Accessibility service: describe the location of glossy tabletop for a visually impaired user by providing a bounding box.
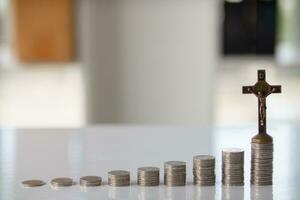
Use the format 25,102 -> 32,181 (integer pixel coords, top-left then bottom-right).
0,124 -> 299,200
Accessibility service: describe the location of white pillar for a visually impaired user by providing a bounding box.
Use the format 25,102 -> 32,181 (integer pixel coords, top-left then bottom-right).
276,0 -> 300,67
78,0 -> 221,124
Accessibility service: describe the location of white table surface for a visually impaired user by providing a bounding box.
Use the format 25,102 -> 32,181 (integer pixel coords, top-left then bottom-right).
0,124 -> 299,200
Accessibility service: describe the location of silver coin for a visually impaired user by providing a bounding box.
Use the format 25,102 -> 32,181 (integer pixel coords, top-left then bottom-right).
138,167 -> 159,172
108,170 -> 130,177
164,161 -> 186,165
164,161 -> 186,168
193,155 -> 215,161
22,179 -> 46,188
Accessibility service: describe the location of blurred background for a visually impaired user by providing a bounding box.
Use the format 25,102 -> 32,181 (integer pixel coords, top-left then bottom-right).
0,0 -> 299,128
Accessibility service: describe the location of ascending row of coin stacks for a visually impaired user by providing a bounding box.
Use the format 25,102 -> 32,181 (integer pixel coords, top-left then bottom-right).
23,153 -> 255,188
251,142 -> 273,185
164,161 -> 186,186
193,155 -> 215,186
222,148 -> 244,186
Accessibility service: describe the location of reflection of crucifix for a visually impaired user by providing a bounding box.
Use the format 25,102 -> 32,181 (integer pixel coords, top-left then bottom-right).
243,70 -> 281,135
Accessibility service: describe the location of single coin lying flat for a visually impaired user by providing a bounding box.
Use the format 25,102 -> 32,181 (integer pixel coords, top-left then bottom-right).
22,179 -> 46,188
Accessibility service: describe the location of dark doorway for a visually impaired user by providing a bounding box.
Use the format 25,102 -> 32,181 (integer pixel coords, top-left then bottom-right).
223,0 -> 277,55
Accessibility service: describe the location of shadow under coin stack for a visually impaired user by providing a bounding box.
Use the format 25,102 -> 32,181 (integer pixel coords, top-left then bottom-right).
193,155 -> 215,186
164,161 -> 186,186
251,142 -> 273,185
137,167 -> 160,186
108,170 -> 130,186
222,148 -> 244,186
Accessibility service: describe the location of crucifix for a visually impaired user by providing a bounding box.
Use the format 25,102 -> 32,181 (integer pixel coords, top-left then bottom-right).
242,70 -> 281,143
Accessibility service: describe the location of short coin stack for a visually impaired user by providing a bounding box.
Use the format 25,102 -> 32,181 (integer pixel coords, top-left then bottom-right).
50,177 -> 73,187
80,176 -> 102,187
108,170 -> 130,187
251,142 -> 273,185
193,155 -> 215,186
222,148 -> 244,186
137,167 -> 160,186
164,161 -> 186,186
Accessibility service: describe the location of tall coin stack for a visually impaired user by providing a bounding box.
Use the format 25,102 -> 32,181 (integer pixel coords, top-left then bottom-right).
251,142 -> 273,185
164,161 -> 186,186
222,148 -> 244,186
137,167 -> 160,186
193,155 -> 215,186
108,170 -> 130,186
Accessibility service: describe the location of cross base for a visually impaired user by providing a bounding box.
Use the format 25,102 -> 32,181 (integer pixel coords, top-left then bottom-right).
251,133 -> 273,144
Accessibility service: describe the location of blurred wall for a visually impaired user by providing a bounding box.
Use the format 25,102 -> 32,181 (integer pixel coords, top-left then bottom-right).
276,0 -> 300,67
79,0 -> 220,124
0,0 -> 8,45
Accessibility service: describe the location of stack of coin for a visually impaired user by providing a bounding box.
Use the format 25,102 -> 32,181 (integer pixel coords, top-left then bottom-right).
137,167 -> 160,186
80,176 -> 102,187
222,148 -> 244,186
251,142 -> 273,185
50,177 -> 73,187
108,170 -> 130,186
164,161 -> 186,186
193,155 -> 215,186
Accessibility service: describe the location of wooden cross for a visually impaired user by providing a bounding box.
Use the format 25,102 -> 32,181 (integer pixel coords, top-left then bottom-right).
242,70 -> 281,134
